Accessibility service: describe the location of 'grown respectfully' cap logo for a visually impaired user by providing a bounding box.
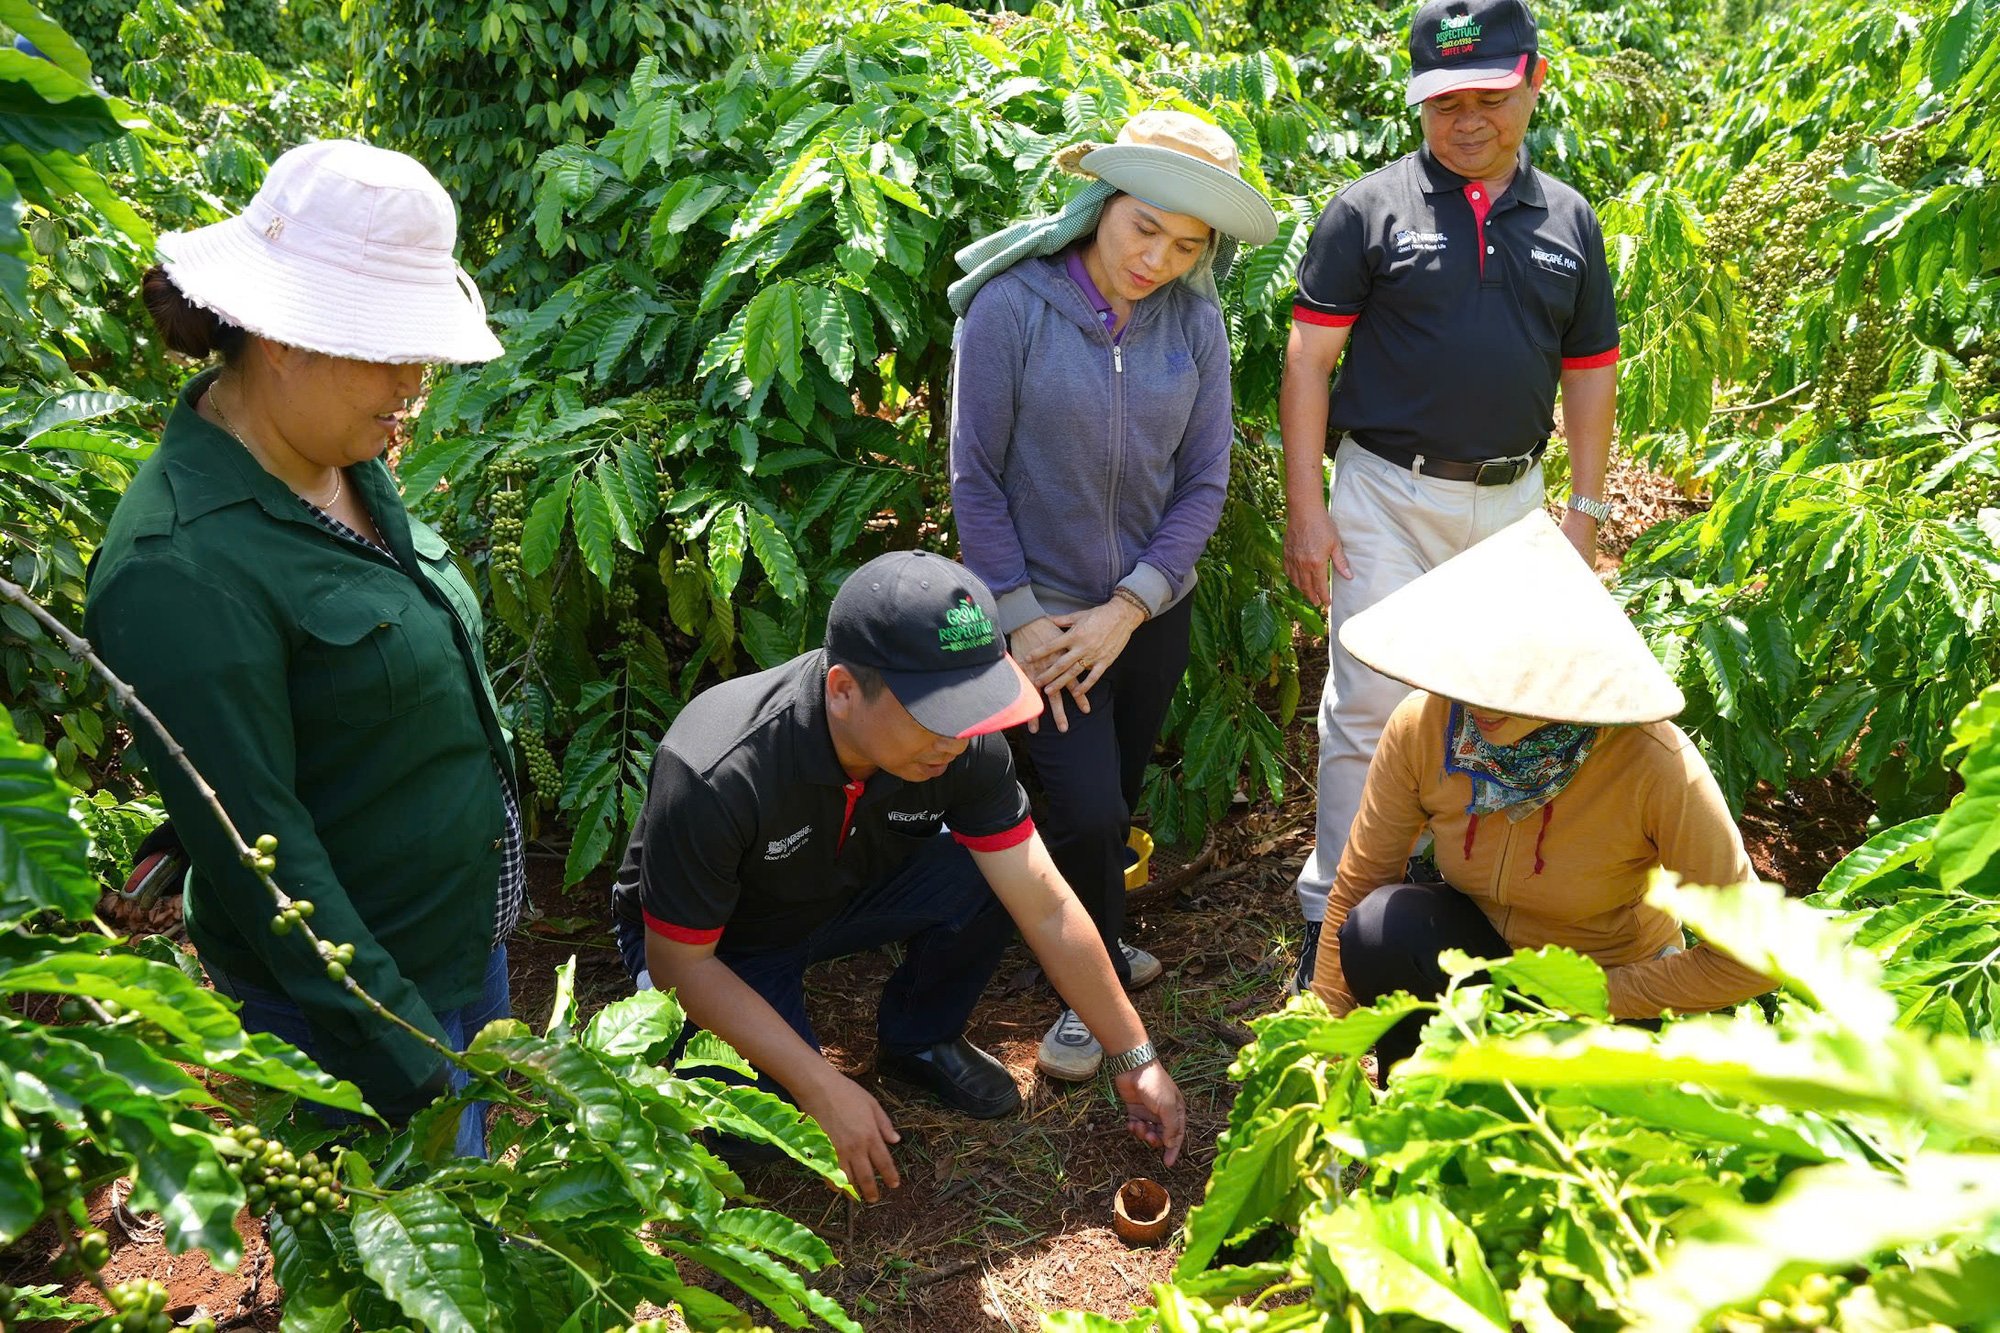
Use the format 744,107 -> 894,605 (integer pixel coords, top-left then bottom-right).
1438,12 -> 1483,55
938,595 -> 996,653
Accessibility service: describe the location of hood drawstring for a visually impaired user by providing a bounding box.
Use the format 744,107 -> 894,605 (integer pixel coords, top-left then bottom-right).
1460,803 -> 1554,874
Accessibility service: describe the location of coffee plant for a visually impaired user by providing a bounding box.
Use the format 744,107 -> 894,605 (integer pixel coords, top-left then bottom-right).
0,570 -> 862,1329
349,0 -> 757,300
1049,685 -> 2000,1331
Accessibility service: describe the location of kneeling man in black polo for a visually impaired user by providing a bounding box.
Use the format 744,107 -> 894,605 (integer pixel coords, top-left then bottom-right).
610,550 -> 1185,1199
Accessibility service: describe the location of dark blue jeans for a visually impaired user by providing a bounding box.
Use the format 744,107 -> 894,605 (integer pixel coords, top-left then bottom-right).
615,834 -> 1013,1101
207,944 -> 510,1158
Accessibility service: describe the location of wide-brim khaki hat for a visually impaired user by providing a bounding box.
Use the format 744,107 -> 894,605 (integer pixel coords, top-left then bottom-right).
157,139 -> 503,365
1058,110 -> 1279,246
1339,511 -> 1685,726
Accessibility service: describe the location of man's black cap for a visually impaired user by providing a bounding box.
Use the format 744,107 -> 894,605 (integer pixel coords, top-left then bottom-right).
1407,0 -> 1540,106
824,551 -> 1042,738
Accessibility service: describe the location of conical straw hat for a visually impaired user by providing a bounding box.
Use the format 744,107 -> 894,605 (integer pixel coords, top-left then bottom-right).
1338,511 -> 1684,726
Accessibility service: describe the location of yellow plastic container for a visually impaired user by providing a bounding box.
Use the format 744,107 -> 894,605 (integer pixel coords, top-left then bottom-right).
1124,827 -> 1154,892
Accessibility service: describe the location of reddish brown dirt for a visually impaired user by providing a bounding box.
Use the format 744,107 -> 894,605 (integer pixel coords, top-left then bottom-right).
8,1189 -> 278,1332
6,459 -> 1882,1331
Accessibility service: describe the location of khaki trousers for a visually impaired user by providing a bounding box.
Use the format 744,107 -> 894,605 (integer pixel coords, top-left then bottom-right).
1293,439 -> 1545,922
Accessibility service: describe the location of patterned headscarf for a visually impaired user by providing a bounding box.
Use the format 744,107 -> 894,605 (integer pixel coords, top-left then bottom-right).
1443,702 -> 1599,821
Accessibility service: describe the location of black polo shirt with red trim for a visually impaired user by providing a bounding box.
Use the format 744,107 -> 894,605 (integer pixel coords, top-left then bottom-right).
609,649 -> 1033,954
1292,145 -> 1620,462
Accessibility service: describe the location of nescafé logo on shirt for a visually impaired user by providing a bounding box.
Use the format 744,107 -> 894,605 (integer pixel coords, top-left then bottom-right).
1438,12 -> 1482,55
938,595 -> 996,653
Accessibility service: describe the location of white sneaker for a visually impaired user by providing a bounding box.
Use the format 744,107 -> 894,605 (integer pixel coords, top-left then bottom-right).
1037,1008 -> 1102,1081
1120,940 -> 1163,989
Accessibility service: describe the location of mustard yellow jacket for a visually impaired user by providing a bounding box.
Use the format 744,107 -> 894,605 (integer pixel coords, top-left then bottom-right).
1311,691 -> 1772,1019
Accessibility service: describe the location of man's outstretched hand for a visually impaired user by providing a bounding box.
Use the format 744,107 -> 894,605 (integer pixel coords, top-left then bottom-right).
1113,1061 -> 1186,1167
800,1071 -> 902,1202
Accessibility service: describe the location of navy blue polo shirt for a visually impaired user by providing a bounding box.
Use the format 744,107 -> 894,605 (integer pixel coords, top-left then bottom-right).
608,649 -> 1033,953
1292,145 -> 1620,462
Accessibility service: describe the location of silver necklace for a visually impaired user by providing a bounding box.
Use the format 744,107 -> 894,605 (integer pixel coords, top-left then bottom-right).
208,384 -> 343,510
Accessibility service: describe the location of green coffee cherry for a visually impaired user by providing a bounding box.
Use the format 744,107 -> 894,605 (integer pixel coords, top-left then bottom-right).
325,961 -> 346,982
254,834 -> 278,855
292,898 -> 314,919
270,913 -> 293,936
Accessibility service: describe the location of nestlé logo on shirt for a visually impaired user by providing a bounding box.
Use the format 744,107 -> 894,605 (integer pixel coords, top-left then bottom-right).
1394,227 -> 1449,255
765,825 -> 813,860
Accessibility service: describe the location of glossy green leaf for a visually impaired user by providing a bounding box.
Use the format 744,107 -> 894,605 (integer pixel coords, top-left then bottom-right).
1301,1194 -> 1510,1333
0,710 -> 95,926
351,1187 -> 494,1333
519,475 -> 572,578
1486,946 -> 1610,1019
570,474 -> 616,585
582,987 -> 688,1060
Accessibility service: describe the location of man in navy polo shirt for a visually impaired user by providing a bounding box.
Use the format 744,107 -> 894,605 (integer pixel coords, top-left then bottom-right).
1279,0 -> 1621,990
609,551 -> 1186,1200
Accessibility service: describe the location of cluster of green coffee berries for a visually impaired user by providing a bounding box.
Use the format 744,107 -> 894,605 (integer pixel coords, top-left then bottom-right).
100,1277 -> 215,1333
242,831 -> 280,877
1715,1272 -> 1849,1331
317,937 -> 358,982
517,723 -> 560,801
226,1124 -> 343,1227
489,461 -> 528,584
266,895 -> 313,937
618,1320 -> 677,1333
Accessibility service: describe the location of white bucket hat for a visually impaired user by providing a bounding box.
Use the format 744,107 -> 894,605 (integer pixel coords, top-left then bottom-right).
1057,110 -> 1280,247
1339,511 -> 1685,726
156,139 -> 504,365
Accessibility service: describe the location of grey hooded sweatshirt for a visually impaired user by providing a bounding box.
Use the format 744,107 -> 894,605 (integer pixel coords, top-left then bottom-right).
948,252 -> 1233,634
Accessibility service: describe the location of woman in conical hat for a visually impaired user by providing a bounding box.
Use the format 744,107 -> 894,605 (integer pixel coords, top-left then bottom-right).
948,110 -> 1277,1084
1308,511 -> 1772,1069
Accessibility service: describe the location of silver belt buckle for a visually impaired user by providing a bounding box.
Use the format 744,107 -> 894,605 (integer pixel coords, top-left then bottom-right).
1475,454 -> 1527,486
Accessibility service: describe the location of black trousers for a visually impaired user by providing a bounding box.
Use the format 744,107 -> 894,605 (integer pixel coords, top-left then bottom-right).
1019,596 -> 1193,986
1337,881 -> 1510,1070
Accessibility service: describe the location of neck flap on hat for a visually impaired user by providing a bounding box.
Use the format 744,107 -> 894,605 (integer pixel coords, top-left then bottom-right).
946,179 -> 1237,320
1443,702 -> 1600,821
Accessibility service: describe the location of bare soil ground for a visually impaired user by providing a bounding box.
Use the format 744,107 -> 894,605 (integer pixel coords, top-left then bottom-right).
8,459 -> 1876,1330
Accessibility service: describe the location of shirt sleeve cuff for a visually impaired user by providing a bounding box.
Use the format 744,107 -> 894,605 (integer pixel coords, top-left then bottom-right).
1293,304 -> 1359,328
1561,347 -> 1620,369
994,584 -> 1050,636
953,816 -> 1035,853
1118,563 -> 1174,616
643,910 -> 724,946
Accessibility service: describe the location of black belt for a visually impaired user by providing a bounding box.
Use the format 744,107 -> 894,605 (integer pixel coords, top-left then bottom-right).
1352,437 -> 1546,486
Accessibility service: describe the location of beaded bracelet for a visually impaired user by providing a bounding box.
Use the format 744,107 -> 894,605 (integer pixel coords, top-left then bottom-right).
1111,586 -> 1153,620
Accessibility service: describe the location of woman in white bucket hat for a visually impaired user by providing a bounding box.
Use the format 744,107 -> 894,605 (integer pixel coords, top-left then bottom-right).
85,141 -> 517,1155
948,110 -> 1278,1082
1307,512 -> 1773,1070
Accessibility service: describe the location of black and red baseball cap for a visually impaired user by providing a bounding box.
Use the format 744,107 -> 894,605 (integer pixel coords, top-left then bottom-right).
1407,0 -> 1540,106
825,551 -> 1043,738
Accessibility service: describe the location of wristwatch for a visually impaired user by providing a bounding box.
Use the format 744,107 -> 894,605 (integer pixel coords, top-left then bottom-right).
1567,493 -> 1611,523
1103,1040 -> 1159,1077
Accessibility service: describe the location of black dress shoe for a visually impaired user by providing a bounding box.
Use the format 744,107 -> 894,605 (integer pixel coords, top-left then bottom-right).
877,1038 -> 1021,1119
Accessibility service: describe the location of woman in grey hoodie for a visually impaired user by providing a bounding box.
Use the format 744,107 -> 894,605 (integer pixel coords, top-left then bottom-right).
950,111 -> 1277,1081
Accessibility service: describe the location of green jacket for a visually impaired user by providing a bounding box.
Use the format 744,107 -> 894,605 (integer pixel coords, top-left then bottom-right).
85,369 -> 515,1110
